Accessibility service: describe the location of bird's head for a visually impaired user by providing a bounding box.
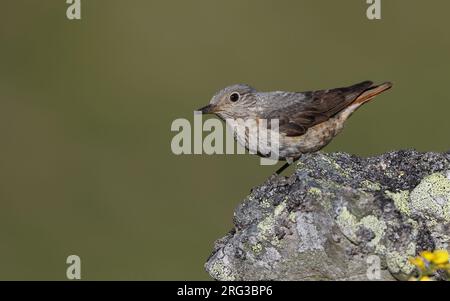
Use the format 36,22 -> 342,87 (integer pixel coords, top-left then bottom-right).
197,84 -> 257,119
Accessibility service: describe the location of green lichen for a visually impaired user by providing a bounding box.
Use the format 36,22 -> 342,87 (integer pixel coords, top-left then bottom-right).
296,161 -> 305,169
385,190 -> 411,216
360,215 -> 387,248
386,250 -> 415,276
274,202 -> 286,216
410,173 -> 450,223
320,197 -> 333,212
208,260 -> 236,281
385,242 -> 416,278
321,156 -> 351,178
288,212 -> 296,223
360,180 -> 381,191
271,237 -> 281,247
308,186 -> 333,211
257,216 -> 275,239
257,213 -> 282,246
308,187 -> 322,196
385,172 -> 450,222
336,207 -> 386,247
260,199 -> 272,209
252,243 -> 263,254
375,244 -> 387,255
336,207 -> 359,243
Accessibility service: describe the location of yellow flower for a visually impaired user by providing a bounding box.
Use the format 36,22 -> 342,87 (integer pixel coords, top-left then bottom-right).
420,251 -> 435,262
437,262 -> 450,270
419,276 -> 432,281
409,257 -> 425,270
431,250 -> 449,265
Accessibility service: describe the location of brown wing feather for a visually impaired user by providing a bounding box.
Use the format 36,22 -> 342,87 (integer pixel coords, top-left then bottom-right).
276,81 -> 375,136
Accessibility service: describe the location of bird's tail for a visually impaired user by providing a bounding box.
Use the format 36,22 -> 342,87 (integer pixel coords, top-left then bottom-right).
353,82 -> 393,105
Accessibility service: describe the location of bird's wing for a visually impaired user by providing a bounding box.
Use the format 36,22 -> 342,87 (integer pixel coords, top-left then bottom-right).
263,81 -> 374,136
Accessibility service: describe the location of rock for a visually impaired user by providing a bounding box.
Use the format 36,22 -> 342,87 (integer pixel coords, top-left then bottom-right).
205,150 -> 450,281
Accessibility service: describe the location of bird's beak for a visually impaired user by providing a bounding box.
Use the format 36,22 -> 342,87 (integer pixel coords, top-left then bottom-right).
196,104 -> 214,114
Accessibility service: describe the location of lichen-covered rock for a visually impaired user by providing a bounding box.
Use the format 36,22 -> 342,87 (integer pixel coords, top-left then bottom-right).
205,150 -> 450,281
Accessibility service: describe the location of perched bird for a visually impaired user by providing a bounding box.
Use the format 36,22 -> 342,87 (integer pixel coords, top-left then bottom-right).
197,81 -> 392,174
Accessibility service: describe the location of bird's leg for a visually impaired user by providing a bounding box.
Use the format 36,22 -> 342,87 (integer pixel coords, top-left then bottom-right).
274,162 -> 290,175
274,157 -> 300,175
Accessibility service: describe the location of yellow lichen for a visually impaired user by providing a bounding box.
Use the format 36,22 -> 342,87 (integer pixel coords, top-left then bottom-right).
409,173 -> 450,222
385,190 -> 411,216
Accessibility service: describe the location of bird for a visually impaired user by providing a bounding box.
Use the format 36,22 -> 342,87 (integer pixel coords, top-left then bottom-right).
197,81 -> 392,174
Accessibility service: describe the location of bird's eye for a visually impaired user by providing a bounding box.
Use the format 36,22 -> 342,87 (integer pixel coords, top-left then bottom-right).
229,92 -> 240,102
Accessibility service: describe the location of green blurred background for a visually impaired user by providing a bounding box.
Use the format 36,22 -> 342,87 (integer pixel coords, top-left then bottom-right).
0,0 -> 449,280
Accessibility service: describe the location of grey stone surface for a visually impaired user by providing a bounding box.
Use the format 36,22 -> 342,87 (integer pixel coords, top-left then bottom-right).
205,150 -> 450,280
